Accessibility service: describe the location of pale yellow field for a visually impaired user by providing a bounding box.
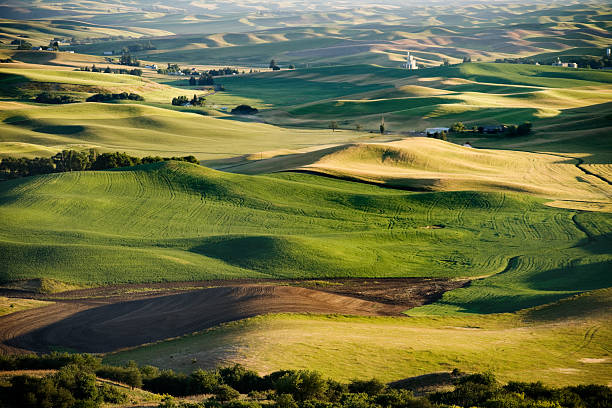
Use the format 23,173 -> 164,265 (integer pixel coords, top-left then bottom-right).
222,138 -> 612,211
0,297 -> 53,317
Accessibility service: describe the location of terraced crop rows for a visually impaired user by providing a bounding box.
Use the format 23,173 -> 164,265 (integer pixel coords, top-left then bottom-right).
0,161 -> 610,315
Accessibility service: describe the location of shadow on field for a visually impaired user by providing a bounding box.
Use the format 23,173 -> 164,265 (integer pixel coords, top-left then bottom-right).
5,285 -> 405,353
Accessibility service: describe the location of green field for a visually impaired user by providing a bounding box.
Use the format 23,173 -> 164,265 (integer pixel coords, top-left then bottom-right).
0,160 -> 610,315
0,1 -> 611,390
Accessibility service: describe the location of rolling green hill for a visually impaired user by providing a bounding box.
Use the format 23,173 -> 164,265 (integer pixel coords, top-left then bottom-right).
0,160 -> 610,314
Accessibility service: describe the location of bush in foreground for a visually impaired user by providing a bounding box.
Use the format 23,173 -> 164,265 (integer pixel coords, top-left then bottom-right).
0,355 -> 609,408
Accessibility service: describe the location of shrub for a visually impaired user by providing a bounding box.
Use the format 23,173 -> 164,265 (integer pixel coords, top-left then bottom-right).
219,364 -> 264,393
96,364 -> 142,388
143,370 -> 191,396
214,384 -> 240,402
98,383 -> 128,404
226,400 -> 262,408
349,379 -> 386,396
189,369 -> 221,394
274,393 -> 298,408
273,370 -> 328,401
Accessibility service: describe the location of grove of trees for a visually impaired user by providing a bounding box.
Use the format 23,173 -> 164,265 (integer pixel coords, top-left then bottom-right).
34,92 -> 76,104
85,92 -> 144,102
0,150 -> 198,180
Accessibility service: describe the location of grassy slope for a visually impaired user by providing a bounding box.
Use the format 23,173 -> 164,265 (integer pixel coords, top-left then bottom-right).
0,102 -> 380,159
0,66 -> 206,103
0,160 -> 610,314
220,138 -> 611,211
105,288 -> 612,386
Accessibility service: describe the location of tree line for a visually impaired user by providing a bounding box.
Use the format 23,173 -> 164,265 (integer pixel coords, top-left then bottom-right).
86,92 -> 144,102
33,92 -> 144,105
0,150 -> 198,180
450,122 -> 532,137
172,94 -> 206,106
0,353 -> 609,408
79,64 -> 143,76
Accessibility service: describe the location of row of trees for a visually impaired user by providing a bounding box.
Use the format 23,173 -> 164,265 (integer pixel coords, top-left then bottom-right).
450,122 -> 532,136
34,92 -> 77,104
79,64 -> 143,76
189,74 -> 215,86
495,54 -> 612,68
172,94 -> 206,106
119,52 -> 140,67
86,92 -> 144,102
0,150 -> 198,180
33,92 -> 143,105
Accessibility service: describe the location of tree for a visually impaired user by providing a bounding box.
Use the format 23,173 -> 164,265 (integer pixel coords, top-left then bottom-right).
443,58 -> 450,66
450,122 -> 465,132
275,394 -> 298,408
329,121 -> 339,132
189,369 -> 220,394
214,384 -> 240,402
270,59 -> 276,69
348,379 -> 385,396
172,95 -> 189,106
231,105 -> 258,115
104,66 -> 111,73
463,56 -> 472,63
517,122 -> 532,136
189,76 -> 196,86
379,116 -> 385,134
288,64 -> 295,69
355,124 -> 362,131
273,370 -> 328,401
272,65 -> 281,71
17,41 -> 33,50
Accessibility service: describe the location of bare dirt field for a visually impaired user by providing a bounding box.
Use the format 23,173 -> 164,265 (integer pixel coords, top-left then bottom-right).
0,278 -> 466,354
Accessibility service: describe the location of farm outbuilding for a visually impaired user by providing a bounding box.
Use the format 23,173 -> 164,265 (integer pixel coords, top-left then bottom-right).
426,127 -> 449,135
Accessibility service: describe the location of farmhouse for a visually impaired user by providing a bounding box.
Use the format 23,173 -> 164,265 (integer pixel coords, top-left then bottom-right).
426,127 -> 449,135
552,57 -> 577,68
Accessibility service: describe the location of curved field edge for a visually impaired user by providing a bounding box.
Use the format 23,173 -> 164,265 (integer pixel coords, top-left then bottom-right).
103,288 -> 612,386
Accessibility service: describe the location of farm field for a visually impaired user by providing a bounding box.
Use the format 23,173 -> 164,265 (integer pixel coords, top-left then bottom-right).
0,1 -> 611,398
104,288 -> 612,386
211,63 -> 612,132
0,159 -> 610,309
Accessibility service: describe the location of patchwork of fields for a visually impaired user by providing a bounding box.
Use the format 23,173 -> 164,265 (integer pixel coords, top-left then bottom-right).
0,1 -> 611,393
